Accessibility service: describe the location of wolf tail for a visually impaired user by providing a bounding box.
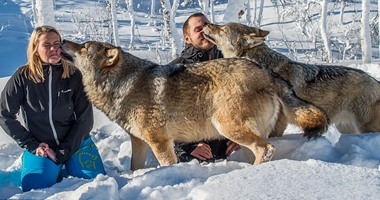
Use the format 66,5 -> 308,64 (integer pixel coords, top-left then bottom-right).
276,79 -> 329,139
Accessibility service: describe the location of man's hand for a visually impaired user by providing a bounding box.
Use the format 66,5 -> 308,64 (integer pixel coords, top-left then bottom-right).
190,142 -> 213,161
225,141 -> 241,157
35,142 -> 57,162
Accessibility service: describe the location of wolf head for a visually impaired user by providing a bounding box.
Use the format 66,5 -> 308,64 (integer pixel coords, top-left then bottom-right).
61,40 -> 121,77
203,23 -> 269,58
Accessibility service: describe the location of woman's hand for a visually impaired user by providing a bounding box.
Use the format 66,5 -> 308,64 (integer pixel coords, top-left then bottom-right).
35,142 -> 57,161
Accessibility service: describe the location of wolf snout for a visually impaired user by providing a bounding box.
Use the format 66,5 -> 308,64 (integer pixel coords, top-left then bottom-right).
60,40 -> 74,63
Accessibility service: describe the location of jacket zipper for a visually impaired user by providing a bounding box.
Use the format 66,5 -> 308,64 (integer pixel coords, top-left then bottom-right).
48,65 -> 60,146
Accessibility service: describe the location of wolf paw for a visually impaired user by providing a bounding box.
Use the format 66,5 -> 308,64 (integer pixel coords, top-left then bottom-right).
263,146 -> 276,162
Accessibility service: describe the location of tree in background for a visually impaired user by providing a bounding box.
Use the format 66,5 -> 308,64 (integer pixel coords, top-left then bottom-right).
339,0 -> 346,25
35,0 -> 56,27
125,0 -> 136,50
160,0 -> 181,59
31,0 -> 376,63
361,0 -> 372,63
110,0 -> 120,46
320,0 -> 332,63
198,0 -> 216,23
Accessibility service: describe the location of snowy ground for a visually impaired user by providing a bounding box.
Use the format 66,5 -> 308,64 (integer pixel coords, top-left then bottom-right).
1,0 -> 380,199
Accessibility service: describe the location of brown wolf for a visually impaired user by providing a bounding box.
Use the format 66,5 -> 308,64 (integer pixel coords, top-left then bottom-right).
60,40 -> 328,170
203,22 -> 380,135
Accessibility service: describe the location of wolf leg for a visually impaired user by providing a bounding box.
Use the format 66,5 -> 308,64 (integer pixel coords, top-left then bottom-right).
144,134 -> 177,167
211,117 -> 276,164
242,135 -> 276,164
269,106 -> 287,137
130,134 -> 149,171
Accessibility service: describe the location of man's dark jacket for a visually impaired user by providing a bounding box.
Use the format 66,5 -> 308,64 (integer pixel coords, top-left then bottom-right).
0,64 -> 93,164
169,44 -> 228,163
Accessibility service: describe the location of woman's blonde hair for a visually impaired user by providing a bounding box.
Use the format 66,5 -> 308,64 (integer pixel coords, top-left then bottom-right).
24,25 -> 75,83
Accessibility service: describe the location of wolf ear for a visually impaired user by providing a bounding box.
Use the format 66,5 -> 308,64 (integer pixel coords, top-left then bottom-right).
104,48 -> 120,67
255,28 -> 270,38
241,30 -> 268,49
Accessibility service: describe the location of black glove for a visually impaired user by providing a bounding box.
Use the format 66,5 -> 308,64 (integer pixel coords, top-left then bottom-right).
54,149 -> 70,164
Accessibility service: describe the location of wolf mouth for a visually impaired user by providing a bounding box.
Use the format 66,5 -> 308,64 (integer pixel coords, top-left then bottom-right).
203,33 -> 217,45
60,50 -> 74,63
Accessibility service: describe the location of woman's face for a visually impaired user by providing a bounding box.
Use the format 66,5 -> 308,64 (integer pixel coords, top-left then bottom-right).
36,32 -> 62,64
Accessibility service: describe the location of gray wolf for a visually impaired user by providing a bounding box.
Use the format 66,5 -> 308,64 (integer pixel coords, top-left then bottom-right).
203,22 -> 380,135
60,40 -> 328,170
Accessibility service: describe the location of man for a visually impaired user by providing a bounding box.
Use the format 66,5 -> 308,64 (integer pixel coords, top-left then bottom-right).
169,13 -> 240,163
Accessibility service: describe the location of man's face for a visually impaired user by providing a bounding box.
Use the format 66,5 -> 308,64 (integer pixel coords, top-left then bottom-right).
184,16 -> 214,51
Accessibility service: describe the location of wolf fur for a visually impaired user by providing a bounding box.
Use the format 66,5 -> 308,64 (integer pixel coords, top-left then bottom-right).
61,40 -> 328,170
203,22 -> 380,135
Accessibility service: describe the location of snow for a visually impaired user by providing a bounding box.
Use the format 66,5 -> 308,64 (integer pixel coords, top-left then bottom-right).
1,0 -> 380,199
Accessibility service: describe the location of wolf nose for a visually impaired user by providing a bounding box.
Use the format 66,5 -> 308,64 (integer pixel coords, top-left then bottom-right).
61,39 -> 67,45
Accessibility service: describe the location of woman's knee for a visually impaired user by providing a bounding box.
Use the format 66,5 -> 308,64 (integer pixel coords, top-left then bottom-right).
21,172 -> 58,192
66,137 -> 106,179
21,151 -> 62,192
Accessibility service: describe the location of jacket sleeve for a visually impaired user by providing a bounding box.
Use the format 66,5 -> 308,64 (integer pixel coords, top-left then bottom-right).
55,72 -> 94,164
0,72 -> 40,152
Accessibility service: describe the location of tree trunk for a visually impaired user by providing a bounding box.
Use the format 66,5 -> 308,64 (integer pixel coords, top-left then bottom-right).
339,0 -> 345,25
30,0 -> 37,26
125,0 -> 136,50
110,0 -> 120,46
361,0 -> 372,63
210,0 -> 215,23
253,0 -> 257,26
257,0 -> 264,26
35,0 -> 56,27
320,0 -> 332,63
160,0 -> 181,59
245,0 -> 252,26
151,0 -> 156,16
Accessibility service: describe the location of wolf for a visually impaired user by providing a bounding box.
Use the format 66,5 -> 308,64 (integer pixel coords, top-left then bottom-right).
203,22 -> 380,135
60,40 -> 328,170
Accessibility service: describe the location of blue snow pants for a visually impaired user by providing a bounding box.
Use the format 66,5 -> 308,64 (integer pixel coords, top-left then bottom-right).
21,137 -> 106,192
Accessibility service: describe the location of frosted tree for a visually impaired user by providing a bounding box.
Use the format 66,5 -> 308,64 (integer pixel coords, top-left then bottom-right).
361,0 -> 372,63
320,0 -> 332,62
256,0 -> 264,26
30,0 -> 37,26
339,0 -> 346,25
110,0 -> 120,46
223,0 -> 246,23
252,0 -> 257,26
198,0 -> 215,23
148,0 -> 157,26
151,0 -> 156,17
160,0 -> 181,59
245,0 -> 252,26
198,0 -> 210,16
35,0 -> 56,27
210,0 -> 215,23
125,0 -> 136,50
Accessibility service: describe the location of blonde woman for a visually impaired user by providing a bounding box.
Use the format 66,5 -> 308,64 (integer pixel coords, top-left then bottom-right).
0,25 -> 105,192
